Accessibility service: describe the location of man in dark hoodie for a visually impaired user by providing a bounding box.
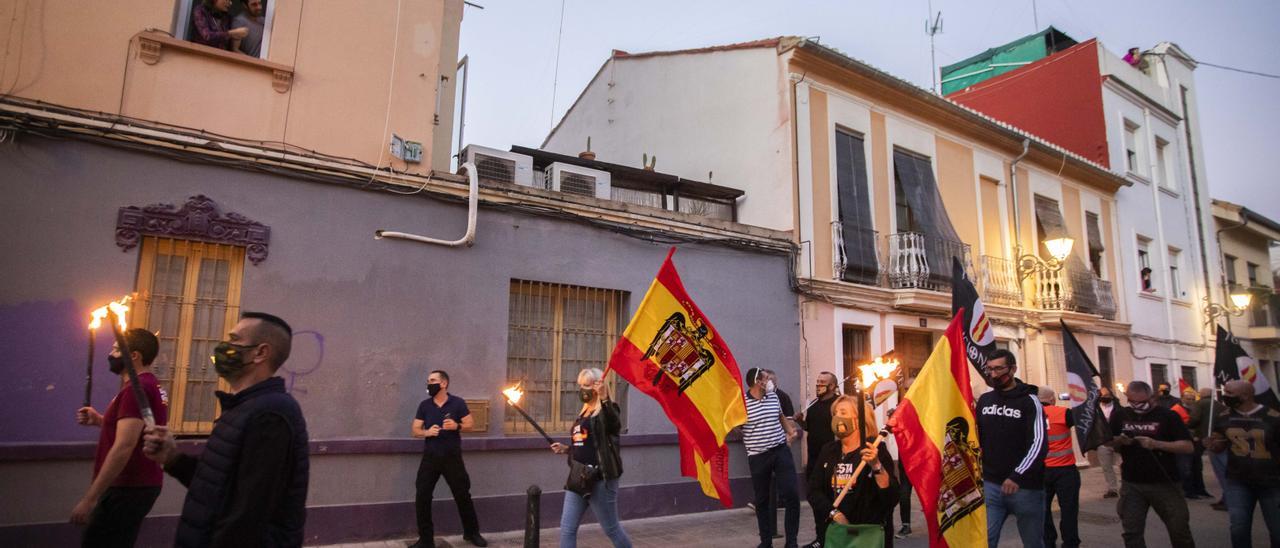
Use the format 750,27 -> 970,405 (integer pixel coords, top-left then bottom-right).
976,349 -> 1047,548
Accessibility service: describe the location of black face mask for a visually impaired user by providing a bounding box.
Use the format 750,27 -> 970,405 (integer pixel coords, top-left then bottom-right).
107,353 -> 128,375
984,371 -> 1013,390
1222,395 -> 1243,409
211,341 -> 256,380
579,388 -> 596,403
1159,389 -> 1171,397
1099,396 -> 1114,404
427,383 -> 442,397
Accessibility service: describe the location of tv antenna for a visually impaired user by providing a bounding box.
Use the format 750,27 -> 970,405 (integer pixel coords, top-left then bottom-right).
926,2 -> 943,94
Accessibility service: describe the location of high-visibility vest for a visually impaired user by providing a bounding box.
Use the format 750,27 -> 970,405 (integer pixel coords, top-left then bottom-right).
1044,405 -> 1075,468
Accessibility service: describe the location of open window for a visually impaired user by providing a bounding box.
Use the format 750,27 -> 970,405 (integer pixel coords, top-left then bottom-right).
174,0 -> 277,59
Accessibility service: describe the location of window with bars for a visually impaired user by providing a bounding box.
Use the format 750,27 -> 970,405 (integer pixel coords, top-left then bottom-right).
132,237 -> 244,434
1150,363 -> 1169,388
506,280 -> 628,433
1180,366 -> 1198,391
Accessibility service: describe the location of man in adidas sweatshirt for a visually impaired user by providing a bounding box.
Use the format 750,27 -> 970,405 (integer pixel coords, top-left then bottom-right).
976,349 -> 1047,548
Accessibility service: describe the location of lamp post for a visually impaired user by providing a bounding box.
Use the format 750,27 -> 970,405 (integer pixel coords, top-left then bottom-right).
1015,237 -> 1075,282
1203,290 -> 1253,328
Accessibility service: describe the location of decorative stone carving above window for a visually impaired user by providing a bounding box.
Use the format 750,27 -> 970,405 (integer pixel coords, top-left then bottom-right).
116,195 -> 271,265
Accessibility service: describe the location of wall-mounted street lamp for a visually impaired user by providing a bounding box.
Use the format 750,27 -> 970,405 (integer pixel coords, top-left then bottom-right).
1204,291 -> 1253,326
1016,237 -> 1075,282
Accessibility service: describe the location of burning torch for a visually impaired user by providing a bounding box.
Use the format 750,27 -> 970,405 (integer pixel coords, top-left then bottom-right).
502,384 -> 555,445
84,299 -> 129,407
855,354 -> 901,445
104,298 -> 156,427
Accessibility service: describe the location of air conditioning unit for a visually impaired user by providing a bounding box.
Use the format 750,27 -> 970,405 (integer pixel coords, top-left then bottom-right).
460,145 -> 534,187
544,162 -> 611,199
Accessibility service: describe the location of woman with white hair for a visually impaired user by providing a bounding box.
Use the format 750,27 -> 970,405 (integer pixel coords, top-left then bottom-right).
549,367 -> 632,547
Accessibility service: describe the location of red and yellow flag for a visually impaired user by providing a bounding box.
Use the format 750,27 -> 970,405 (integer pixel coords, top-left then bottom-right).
607,248 -> 746,507
891,312 -> 986,547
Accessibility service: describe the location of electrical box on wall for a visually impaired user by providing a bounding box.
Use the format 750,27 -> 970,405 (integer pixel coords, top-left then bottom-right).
390,134 -> 424,163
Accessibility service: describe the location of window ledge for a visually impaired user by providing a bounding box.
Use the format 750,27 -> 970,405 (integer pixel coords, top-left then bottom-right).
1126,171 -> 1151,185
1158,186 -> 1181,199
1170,297 -> 1192,308
1138,290 -> 1165,303
134,30 -> 293,93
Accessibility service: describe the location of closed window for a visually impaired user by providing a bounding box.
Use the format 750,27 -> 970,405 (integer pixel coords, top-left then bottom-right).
506,280 -> 628,433
1225,254 -> 1238,286
1155,138 -> 1174,190
133,237 -> 245,434
834,129 -> 877,285
1150,363 -> 1169,388
1097,346 -> 1114,389
842,325 -> 871,394
1124,121 -> 1141,174
1086,211 -> 1105,277
1248,262 -> 1260,286
1168,248 -> 1183,298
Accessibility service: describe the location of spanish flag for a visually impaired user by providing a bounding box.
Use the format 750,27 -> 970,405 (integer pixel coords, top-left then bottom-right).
891,312 -> 986,547
607,248 -> 746,506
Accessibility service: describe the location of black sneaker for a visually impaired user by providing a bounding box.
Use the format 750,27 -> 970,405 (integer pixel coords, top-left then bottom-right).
895,524 -> 911,539
802,541 -> 823,548
463,533 -> 488,547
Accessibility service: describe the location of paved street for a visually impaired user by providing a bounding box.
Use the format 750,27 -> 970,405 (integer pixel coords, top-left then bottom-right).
319,464 -> 1263,547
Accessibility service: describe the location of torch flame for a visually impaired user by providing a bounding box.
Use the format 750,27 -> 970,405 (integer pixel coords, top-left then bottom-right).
89,296 -> 131,331
857,357 -> 900,391
502,385 -> 524,405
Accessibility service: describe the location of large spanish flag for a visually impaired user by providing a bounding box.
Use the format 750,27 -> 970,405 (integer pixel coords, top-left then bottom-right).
891,312 -> 986,547
607,248 -> 746,506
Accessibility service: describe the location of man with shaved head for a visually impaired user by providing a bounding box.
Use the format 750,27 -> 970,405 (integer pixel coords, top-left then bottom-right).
1106,380 -> 1195,548
1207,380 -> 1280,548
142,312 -> 310,547
1038,386 -> 1080,548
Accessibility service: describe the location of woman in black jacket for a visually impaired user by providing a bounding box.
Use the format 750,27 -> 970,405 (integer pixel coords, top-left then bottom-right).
808,395 -> 899,547
549,367 -> 632,547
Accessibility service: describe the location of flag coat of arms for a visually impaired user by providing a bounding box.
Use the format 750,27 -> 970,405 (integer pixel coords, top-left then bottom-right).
1060,320 -> 1112,452
891,312 -> 986,547
951,257 -> 995,376
1215,325 -> 1280,409
607,248 -> 746,506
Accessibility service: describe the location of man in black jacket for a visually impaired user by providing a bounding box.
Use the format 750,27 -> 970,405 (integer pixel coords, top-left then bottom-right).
143,312 -> 309,548
795,371 -> 839,548
976,349 -> 1047,548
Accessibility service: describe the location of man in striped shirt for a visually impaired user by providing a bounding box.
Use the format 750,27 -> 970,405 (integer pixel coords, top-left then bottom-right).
742,367 -> 801,548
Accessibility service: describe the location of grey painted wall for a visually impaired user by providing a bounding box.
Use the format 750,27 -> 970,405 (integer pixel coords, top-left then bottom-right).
0,138 -> 801,447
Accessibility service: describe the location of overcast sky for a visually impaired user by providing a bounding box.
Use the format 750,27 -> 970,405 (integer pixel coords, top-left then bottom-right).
456,0 -> 1280,221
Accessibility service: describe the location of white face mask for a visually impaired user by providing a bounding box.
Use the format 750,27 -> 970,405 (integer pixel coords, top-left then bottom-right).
766,380 -> 776,393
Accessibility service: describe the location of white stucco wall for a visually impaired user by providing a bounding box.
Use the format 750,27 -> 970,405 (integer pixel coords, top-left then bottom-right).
1099,41 -> 1217,387
543,48 -> 795,231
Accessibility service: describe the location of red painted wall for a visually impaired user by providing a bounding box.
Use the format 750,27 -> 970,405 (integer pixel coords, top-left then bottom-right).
947,40 -> 1110,168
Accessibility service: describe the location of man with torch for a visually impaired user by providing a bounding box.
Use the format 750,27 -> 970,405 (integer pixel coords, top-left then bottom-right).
71,302 -> 169,548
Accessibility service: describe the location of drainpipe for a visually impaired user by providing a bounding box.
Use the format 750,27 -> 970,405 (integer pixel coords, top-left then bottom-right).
1009,139 -> 1031,253
375,161 -> 479,247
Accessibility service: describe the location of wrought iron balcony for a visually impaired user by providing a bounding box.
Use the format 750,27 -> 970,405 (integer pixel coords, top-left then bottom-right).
884,232 -> 972,292
832,221 -> 882,286
978,255 -> 1023,307
1033,262 -> 1117,319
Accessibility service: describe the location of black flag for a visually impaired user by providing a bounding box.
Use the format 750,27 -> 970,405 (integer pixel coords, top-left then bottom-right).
1214,325 -> 1280,409
951,256 -> 995,375
1060,321 -> 1112,451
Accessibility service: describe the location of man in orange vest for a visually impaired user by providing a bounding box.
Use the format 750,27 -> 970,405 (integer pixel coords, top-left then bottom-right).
1039,386 -> 1080,548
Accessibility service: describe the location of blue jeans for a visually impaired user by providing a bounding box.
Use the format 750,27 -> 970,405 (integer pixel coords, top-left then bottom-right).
559,478 -> 632,548
984,480 -> 1045,548
1224,478 -> 1280,548
1210,451 -> 1227,497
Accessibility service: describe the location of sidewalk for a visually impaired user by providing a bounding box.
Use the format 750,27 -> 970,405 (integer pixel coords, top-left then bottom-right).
320,465 -> 1261,547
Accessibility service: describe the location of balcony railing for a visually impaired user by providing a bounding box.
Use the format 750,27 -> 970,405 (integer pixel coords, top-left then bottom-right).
832,222 -> 881,285
1033,262 -> 1117,319
978,255 -> 1023,307
1249,288 -> 1277,328
885,232 -> 971,292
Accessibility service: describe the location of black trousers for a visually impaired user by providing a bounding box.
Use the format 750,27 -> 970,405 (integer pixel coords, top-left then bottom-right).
898,460 -> 913,525
415,452 -> 481,542
1044,466 -> 1081,548
82,486 -> 161,548
749,445 -> 800,546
